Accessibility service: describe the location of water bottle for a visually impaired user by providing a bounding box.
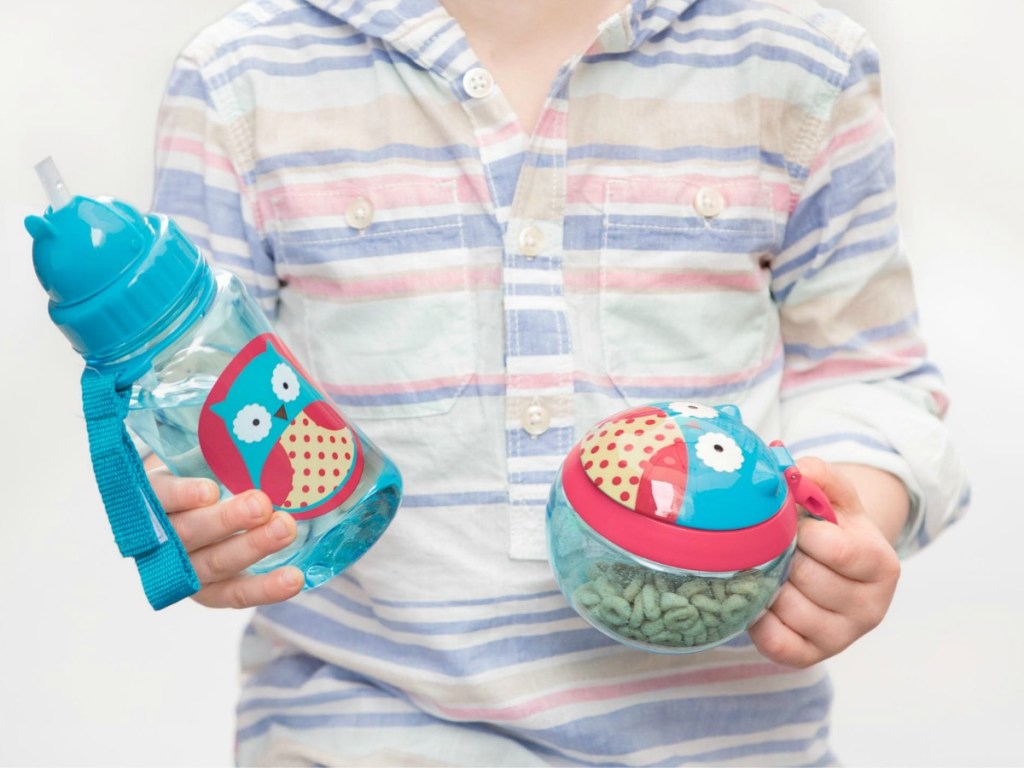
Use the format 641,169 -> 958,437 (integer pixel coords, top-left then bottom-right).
26,158 -> 402,608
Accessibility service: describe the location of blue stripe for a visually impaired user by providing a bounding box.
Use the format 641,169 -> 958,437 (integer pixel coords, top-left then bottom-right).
779,143 -> 895,253
254,142 -> 479,174
583,42 -> 845,84
587,353 -> 783,401
400,490 -> 509,508
784,313 -> 918,361
354,584 -> 564,610
509,309 -> 568,355
254,600 -> 615,675
152,169 -> 259,244
309,586 -> 578,635
773,202 -> 897,279
567,142 -> 784,168
510,426 -> 576,457
652,17 -> 844,57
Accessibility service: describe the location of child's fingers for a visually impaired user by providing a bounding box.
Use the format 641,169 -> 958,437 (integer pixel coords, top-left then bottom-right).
796,514 -> 896,584
189,512 -> 298,583
794,457 -> 863,521
747,601 -> 819,669
785,548 -> 857,614
147,468 -> 220,514
170,491 -> 273,552
192,567 -> 305,609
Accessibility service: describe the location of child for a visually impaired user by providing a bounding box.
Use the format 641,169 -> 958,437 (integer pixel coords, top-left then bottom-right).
149,0 -> 968,763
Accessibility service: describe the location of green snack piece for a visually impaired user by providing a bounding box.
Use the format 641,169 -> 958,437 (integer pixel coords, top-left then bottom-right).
722,594 -> 749,615
700,610 -> 722,628
690,594 -> 722,614
650,630 -> 684,644
575,585 -> 601,608
595,575 -> 621,599
711,580 -> 728,602
641,584 -> 661,621
629,595 -> 645,629
726,579 -> 762,597
660,592 -> 689,611
599,595 -> 632,626
653,573 -> 672,593
641,619 -> 666,637
682,619 -> 707,639
678,579 -> 710,598
622,576 -> 644,603
663,605 -> 699,627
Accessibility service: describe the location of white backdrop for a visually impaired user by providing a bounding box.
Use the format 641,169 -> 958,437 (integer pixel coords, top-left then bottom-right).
1,2 -> 1021,766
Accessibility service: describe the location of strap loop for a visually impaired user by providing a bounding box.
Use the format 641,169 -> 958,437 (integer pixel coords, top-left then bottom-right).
81,368 -> 200,609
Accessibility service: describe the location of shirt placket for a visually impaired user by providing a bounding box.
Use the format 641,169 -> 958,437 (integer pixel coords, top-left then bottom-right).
461,66 -> 577,560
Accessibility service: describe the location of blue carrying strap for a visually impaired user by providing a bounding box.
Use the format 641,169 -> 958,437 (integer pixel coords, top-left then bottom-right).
81,368 -> 200,609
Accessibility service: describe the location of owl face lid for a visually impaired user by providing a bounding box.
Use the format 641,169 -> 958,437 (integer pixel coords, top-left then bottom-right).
561,402 -> 811,571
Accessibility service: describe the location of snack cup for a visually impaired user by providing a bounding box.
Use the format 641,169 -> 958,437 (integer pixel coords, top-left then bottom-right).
546,402 -> 835,654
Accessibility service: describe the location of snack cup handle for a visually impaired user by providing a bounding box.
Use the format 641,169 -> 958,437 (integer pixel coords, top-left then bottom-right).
783,466 -> 838,524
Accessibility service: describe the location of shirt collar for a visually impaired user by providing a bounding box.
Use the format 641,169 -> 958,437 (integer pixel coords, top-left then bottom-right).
304,0 -> 698,69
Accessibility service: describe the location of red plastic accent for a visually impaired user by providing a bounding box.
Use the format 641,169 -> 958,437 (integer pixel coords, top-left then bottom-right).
563,446 -> 798,571
783,467 -> 837,524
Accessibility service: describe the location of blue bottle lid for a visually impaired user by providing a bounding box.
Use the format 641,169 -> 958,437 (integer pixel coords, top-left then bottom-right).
26,163 -> 214,386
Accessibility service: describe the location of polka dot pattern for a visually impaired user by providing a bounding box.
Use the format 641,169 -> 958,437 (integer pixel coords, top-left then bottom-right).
279,413 -> 355,510
580,409 -> 684,510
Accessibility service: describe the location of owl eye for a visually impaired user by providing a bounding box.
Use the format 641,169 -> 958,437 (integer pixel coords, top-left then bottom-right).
669,401 -> 718,419
695,432 -> 744,473
271,363 -> 300,403
233,404 -> 273,444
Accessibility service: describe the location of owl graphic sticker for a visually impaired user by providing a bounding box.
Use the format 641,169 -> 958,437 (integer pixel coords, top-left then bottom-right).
198,334 -> 364,520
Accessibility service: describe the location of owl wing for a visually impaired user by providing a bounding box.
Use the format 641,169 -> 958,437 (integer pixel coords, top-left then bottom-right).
303,398 -> 347,430
259,442 -> 295,507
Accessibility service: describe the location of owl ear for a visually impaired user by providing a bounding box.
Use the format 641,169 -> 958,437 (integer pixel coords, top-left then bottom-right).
210,399 -> 229,420
717,404 -> 742,422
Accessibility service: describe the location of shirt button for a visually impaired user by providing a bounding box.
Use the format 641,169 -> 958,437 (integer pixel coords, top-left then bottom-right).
518,225 -> 544,258
345,197 -> 374,231
520,402 -> 551,437
693,186 -> 725,219
462,67 -> 495,99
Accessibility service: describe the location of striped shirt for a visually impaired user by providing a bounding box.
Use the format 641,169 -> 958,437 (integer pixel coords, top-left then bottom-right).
152,0 -> 970,764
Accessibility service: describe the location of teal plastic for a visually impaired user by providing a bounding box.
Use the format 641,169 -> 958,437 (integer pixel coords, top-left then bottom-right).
27,175 -> 402,606
26,196 -> 214,388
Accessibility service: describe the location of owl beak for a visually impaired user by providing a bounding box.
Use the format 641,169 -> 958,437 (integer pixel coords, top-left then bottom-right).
274,405 -> 288,421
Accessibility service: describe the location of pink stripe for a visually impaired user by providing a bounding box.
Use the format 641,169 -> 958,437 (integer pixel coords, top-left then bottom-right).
287,266 -> 501,300
158,136 -> 236,176
435,662 -> 792,722
535,107 -> 568,140
478,119 -> 522,148
565,268 -> 765,293
808,111 -> 886,177
602,348 -> 781,389
568,174 -> 790,213
322,373 -> 481,398
263,174 -> 490,218
781,345 -> 926,390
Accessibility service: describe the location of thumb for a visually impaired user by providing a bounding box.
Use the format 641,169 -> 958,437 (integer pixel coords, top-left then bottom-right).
793,456 -> 862,520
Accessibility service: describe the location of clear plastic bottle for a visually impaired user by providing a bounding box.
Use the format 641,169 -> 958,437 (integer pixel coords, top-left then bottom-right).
27,159 -> 401,591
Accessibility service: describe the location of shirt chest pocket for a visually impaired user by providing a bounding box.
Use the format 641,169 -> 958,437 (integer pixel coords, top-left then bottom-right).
599,176 -> 780,406
271,180 -> 475,420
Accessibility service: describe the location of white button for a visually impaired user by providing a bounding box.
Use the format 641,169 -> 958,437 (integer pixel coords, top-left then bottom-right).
518,225 -> 544,258
462,67 -> 495,99
520,402 -> 551,437
693,186 -> 725,219
345,197 -> 374,230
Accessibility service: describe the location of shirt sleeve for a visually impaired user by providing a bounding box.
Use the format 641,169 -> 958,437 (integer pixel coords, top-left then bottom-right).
772,31 -> 969,556
151,51 -> 279,318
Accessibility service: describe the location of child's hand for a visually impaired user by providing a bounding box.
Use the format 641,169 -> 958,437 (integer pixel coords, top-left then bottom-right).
748,458 -> 901,667
147,468 -> 305,608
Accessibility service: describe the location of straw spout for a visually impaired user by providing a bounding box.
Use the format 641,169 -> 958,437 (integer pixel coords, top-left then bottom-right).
35,156 -> 73,211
